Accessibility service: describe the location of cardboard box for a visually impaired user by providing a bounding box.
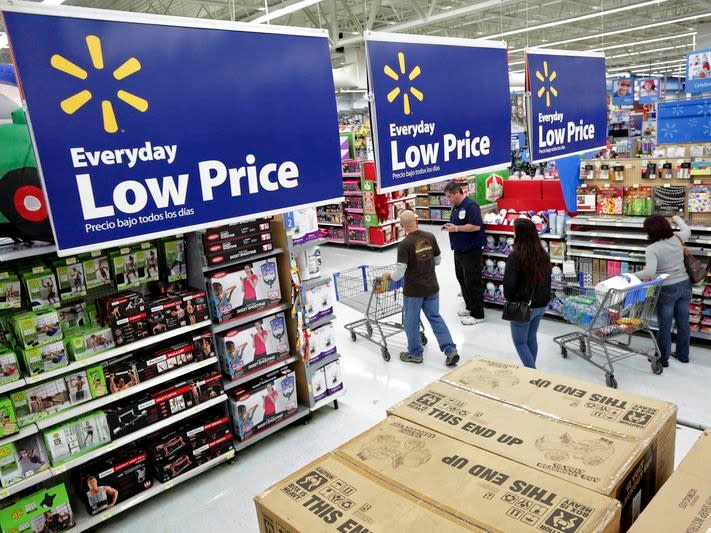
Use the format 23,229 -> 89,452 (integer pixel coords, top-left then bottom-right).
204,241 -> 275,268
12,307 -> 62,348
52,257 -> 87,301
99,291 -> 145,323
19,340 -> 68,376
629,430 -> 711,532
0,346 -> 20,386
191,330 -> 216,360
147,295 -> 187,335
11,379 -> 71,427
203,231 -> 272,257
255,452 -> 488,533
308,321 -> 336,363
201,219 -> 271,247
0,432 -> 50,488
137,340 -> 195,382
390,381 -> 658,529
102,354 -> 139,394
21,267 -> 61,308
324,360 -> 342,396
149,413 -> 231,462
0,482 -> 74,532
43,411 -> 111,465
284,208 -> 320,246
440,358 -> 677,499
0,272 -> 21,310
110,243 -> 160,289
160,237 -> 187,282
81,250 -> 112,289
172,288 -> 210,325
305,280 -> 334,324
58,301 -> 91,333
64,325 -> 115,361
335,417 -> 620,533
311,367 -> 328,402
153,431 -> 233,482
0,396 -> 17,437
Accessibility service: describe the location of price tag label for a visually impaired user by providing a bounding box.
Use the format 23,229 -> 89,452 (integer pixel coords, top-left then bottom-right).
53,465 -> 66,474
101,510 -> 113,520
164,481 -> 174,489
226,450 -> 235,460
0,489 -> 9,498
32,266 -> 45,274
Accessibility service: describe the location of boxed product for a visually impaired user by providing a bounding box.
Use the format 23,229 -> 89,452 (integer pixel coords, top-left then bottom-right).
208,258 -> 282,322
229,367 -> 297,441
654,185 -> 686,215
99,291 -> 145,324
63,325 -> 114,361
596,185 -> 623,215
21,267 -> 61,308
335,417 -> 621,533
0,272 -> 21,310
576,185 -> 597,212
203,241 -> 275,268
64,367 -> 106,405
110,243 -> 160,289
58,301 -> 91,332
255,453 -> 477,533
77,447 -> 152,515
109,307 -> 150,347
629,430 -> 711,532
102,354 -> 139,395
285,207 -> 319,246
0,433 -> 50,488
311,367 -> 327,402
295,246 -> 321,281
12,307 -> 62,348
149,413 -> 231,462
81,250 -> 112,289
0,346 -> 20,386
0,396 -> 17,437
172,288 -> 210,325
147,294 -> 187,335
0,482 -> 74,532
308,321 -> 336,363
304,279 -> 334,324
153,431 -> 233,482
201,219 -> 271,248
11,379 -> 70,427
159,236 -> 187,282
191,330 -> 216,360
137,340 -> 196,382
217,312 -> 289,379
19,340 -> 68,376
52,257 -> 87,301
43,411 -> 111,465
390,380 -> 660,530
185,371 -> 223,405
623,186 -> 654,216
324,359 -> 342,395
86,365 -> 107,398
203,231 -> 271,257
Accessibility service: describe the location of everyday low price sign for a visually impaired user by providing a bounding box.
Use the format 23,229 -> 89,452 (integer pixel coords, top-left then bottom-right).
365,32 -> 511,193
3,5 -> 343,255
526,49 -> 607,163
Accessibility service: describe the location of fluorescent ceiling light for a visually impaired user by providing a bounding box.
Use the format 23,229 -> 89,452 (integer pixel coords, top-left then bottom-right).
607,43 -> 691,60
42,0 -> 66,4
608,58 -> 686,72
590,32 -> 696,52
0,32 -> 7,49
251,0 -> 323,23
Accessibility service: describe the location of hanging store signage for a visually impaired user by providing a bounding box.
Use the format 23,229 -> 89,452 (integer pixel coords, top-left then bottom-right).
636,77 -> 662,104
686,48 -> 711,94
526,48 -> 607,163
365,32 -> 511,194
611,77 -> 634,106
658,97 -> 711,144
2,5 -> 343,255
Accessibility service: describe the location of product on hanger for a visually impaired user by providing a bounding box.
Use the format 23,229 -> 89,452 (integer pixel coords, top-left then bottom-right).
576,185 -> 597,212
598,164 -> 610,180
688,184 -> 711,213
659,162 -> 674,180
623,186 -> 654,216
676,161 -> 692,180
654,185 -> 686,215
324,359 -> 343,395
596,185 -> 624,215
642,163 -> 657,180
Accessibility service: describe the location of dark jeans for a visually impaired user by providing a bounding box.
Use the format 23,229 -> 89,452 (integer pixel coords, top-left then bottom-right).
454,248 -> 484,319
510,307 -> 546,368
656,279 -> 692,362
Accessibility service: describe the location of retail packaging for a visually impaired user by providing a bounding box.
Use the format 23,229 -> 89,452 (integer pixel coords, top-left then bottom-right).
11,379 -> 71,427
285,207 -> 320,246
335,417 -> 620,533
77,446 -> 152,515
149,413 -> 231,462
147,294 -> 188,334
160,236 -> 187,282
229,367 -> 297,441
207,258 -> 282,322
309,321 -> 336,363
254,453 -> 477,533
390,380 -> 659,529
295,246 -> 321,281
203,241 -> 275,268
0,346 -> 20,386
217,311 -> 289,379
137,340 -> 196,382
0,271 -> 21,310
153,430 -> 233,482
86,365 -> 108,398
58,301 -> 91,332
100,291 -> 149,346
629,430 -> 711,532
19,339 -> 68,376
64,366 -> 105,405
12,307 -> 62,348
0,482 -> 74,532
81,250 -> 112,289
52,257 -> 87,301
304,279 -> 334,324
63,325 -> 114,360
21,267 -> 60,308
203,231 -> 272,257
172,288 -> 210,325
191,329 -> 216,360
324,359 -> 342,396
110,242 -> 160,289
0,433 -> 50,487
201,219 -> 271,248
102,354 -> 139,394
311,367 -> 328,402
43,410 -> 111,465
441,358 -> 677,493
0,396 -> 17,437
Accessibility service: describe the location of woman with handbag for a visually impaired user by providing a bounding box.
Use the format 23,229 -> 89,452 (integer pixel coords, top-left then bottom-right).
635,215 -> 695,366
503,218 -> 552,369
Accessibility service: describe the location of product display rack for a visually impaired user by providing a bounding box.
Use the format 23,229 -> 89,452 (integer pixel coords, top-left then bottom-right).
414,177 -> 473,222
233,406 -> 311,452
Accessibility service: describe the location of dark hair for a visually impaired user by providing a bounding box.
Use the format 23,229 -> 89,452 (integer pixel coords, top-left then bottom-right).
643,215 -> 673,243
443,181 -> 463,195
512,218 -> 550,286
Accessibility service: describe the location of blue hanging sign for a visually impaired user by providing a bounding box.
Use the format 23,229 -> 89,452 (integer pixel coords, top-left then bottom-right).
658,98 -> 711,144
611,77 -> 634,106
365,32 -> 511,193
526,48 -> 607,163
636,77 -> 662,104
2,4 -> 343,255
686,48 -> 711,94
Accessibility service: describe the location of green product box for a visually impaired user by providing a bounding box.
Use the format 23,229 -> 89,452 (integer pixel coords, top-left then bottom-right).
85,365 -> 107,398
0,482 -> 74,532
21,267 -> 60,309
43,411 -> 111,465
11,379 -> 71,427
19,340 -> 68,376
80,250 -> 112,289
57,301 -> 90,333
86,303 -> 99,326
109,247 -> 138,290
63,325 -> 114,361
0,396 -> 17,438
52,257 -> 87,302
0,272 -> 21,311
12,307 -> 63,349
134,242 -> 160,284
160,236 -> 187,282
0,432 -> 50,488
0,346 -> 20,386
0,441 -> 24,488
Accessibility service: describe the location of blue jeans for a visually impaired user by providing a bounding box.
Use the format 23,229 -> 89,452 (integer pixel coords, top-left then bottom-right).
510,307 -> 547,368
403,293 -> 457,359
656,279 -> 691,362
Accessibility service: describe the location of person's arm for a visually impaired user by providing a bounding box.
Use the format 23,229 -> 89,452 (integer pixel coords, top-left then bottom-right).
634,247 -> 659,280
502,255 -> 518,301
673,215 -> 691,242
433,237 -> 442,266
106,486 -> 119,507
390,242 -> 409,281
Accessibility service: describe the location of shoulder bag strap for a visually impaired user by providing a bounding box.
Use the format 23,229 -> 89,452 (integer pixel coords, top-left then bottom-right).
675,234 -> 690,257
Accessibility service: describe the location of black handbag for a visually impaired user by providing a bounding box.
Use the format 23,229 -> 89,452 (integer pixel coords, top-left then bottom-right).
502,288 -> 534,322
676,235 -> 708,284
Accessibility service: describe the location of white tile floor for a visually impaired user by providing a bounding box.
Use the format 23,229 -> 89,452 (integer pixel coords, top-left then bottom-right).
110,226 -> 710,532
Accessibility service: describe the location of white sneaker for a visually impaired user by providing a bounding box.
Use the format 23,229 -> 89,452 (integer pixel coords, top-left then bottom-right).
457,310 -> 470,317
461,317 -> 485,326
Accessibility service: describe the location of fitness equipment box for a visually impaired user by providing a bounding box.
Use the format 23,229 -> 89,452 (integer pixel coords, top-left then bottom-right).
64,366 -> 106,405
19,339 -> 67,377
80,250 -> 112,289
0,397 -> 17,437
21,267 -> 60,309
255,453 -> 483,533
149,413 -> 231,462
153,431 -> 233,482
629,430 -> 711,532
201,219 -> 271,248
311,367 -> 328,403
110,243 -> 160,290
172,288 -> 210,325
58,301 -> 91,333
43,410 -> 111,465
11,378 -> 70,427
229,367 -> 297,441
216,311 -> 289,379
109,308 -> 150,347
0,432 -> 50,488
102,354 -> 140,395
63,325 -> 114,361
335,417 -> 620,533
100,291 -> 149,347
441,358 -> 678,502
390,380 -> 662,530
207,258 -> 282,322
147,294 -> 187,335
137,340 -> 196,382
324,359 -> 342,396
203,241 -> 275,268
52,257 -> 87,302
12,307 -> 62,348
0,482 -> 74,532
304,280 -> 334,324
0,346 -> 20,386
160,236 -> 187,282
77,446 -> 152,515
308,321 -> 336,363
203,231 -> 272,257
191,329 -> 216,360
0,271 -> 21,310
284,208 -> 319,246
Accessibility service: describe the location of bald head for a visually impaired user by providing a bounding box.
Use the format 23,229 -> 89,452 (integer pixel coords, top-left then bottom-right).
399,210 -> 418,232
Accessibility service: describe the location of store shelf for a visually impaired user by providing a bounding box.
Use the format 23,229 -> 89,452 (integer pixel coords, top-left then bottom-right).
311,388 -> 345,412
348,240 -> 370,245
306,352 -> 339,372
342,172 -> 361,178
567,230 -> 648,241
567,250 -> 645,262
541,234 -> 565,240
302,275 -> 331,291
0,378 -> 27,396
348,226 -> 368,231
290,237 -> 326,253
345,208 -> 363,214
482,250 -> 509,258
344,191 -> 362,197
0,469 -> 53,500
69,449 -> 235,532
202,247 -> 283,273
306,313 -> 336,330
325,238 -> 346,244
234,406 -> 310,451
223,355 -> 298,392
428,191 -> 445,195
212,303 -> 291,334
0,239 -> 56,262
378,219 -> 400,226
317,221 -> 343,227
36,357 -> 219,430
50,395 -> 228,475
567,240 -> 647,252
24,321 -> 212,387
0,424 -> 39,448
369,238 -> 405,248
386,194 -> 416,204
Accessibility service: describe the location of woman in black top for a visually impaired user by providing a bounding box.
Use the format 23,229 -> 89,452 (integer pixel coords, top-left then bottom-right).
503,218 -> 552,368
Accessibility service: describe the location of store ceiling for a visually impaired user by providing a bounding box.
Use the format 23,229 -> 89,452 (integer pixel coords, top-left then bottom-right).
1,0 -> 708,77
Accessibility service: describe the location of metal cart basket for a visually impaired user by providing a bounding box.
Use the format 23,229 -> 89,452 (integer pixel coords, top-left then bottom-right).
550,276 -> 665,389
334,265 -> 425,361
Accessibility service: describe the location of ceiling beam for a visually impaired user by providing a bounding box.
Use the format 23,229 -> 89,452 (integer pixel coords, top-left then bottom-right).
366,0 -> 381,30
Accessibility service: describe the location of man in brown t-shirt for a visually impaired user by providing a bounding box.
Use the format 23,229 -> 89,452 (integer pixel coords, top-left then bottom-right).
388,210 -> 459,366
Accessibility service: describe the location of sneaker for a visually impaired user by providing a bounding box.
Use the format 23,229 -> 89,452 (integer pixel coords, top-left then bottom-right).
400,352 -> 423,364
660,359 -> 669,368
445,352 -> 460,367
461,317 -> 485,326
671,353 -> 690,363
457,310 -> 471,317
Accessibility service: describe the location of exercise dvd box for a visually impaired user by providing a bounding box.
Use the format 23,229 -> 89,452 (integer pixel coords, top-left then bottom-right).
203,231 -> 272,257
255,453 -> 479,533
201,219 -> 271,248
203,241 -> 275,268
335,417 -> 620,533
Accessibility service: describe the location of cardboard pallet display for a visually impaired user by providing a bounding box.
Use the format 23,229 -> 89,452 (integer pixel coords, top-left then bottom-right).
255,453 -> 480,533
335,417 -> 621,533
629,430 -> 711,533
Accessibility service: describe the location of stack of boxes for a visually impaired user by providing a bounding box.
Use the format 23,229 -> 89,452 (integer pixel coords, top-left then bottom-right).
200,218 -> 273,268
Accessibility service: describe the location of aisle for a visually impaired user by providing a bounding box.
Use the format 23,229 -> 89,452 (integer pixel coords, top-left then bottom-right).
110,226 -> 711,532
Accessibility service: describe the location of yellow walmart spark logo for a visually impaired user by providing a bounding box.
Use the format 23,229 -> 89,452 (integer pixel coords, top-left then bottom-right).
384,52 -> 423,115
50,35 -> 148,134
535,60 -> 558,108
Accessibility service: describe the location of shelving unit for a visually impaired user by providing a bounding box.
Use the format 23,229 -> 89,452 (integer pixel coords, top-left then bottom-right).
234,406 -> 310,452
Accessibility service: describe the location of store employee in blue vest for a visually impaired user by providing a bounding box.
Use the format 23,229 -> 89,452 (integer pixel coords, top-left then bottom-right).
443,181 -> 486,326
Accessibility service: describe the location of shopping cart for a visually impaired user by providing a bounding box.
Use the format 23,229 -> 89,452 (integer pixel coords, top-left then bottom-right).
333,265 -> 425,361
550,275 -> 665,389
